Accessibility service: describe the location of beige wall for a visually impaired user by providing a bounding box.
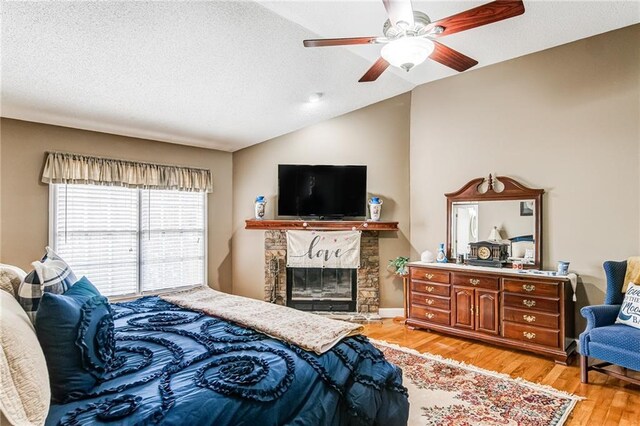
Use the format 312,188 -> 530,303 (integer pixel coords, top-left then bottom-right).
0,118 -> 233,293
232,93 -> 411,309
410,25 -> 640,332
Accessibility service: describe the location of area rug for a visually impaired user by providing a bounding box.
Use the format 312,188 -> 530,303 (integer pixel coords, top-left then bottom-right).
372,340 -> 582,426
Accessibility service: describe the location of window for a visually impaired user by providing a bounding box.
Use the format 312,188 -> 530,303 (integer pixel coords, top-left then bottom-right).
51,184 -> 206,297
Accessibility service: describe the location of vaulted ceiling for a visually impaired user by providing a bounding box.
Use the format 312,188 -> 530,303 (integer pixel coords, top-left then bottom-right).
2,1 -> 638,152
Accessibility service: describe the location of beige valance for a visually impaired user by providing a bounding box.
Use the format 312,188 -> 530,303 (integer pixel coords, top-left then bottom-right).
41,152 -> 213,192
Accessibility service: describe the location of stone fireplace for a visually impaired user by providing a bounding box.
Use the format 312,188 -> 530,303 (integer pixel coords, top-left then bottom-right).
263,230 -> 380,315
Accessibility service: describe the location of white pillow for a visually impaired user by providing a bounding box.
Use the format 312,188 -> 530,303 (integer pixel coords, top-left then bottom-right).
0,264 -> 26,298
0,290 -> 50,425
616,282 -> 640,329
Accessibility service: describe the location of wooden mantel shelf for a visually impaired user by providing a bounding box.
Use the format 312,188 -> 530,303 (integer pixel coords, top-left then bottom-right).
245,219 -> 399,231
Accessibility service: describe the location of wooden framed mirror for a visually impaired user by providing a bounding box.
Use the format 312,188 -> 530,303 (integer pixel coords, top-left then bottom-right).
446,175 -> 544,269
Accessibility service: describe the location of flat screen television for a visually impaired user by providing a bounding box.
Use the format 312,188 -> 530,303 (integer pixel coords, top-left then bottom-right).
278,165 -> 367,218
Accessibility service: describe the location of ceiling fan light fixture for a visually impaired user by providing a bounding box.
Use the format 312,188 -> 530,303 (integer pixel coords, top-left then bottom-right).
380,37 -> 434,71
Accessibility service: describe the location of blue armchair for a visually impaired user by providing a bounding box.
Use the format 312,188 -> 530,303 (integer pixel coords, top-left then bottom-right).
579,260 -> 640,385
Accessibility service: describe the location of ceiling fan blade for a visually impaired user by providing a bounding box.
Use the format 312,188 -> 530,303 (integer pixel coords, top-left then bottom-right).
382,0 -> 415,28
429,41 -> 478,72
303,37 -> 381,47
427,0 -> 525,38
359,57 -> 390,82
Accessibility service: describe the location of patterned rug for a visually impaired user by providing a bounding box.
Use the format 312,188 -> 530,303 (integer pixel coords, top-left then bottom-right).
372,340 -> 582,426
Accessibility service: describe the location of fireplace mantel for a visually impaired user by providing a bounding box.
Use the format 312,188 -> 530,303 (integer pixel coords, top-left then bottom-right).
245,219 -> 398,231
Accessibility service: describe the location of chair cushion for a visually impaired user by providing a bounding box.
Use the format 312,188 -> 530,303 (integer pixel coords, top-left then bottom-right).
588,323 -> 640,354
18,247 -> 77,322
35,277 -> 117,403
616,282 -> 640,329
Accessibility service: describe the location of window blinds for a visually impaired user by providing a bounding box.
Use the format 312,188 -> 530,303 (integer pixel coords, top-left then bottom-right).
141,189 -> 205,292
52,184 -> 206,297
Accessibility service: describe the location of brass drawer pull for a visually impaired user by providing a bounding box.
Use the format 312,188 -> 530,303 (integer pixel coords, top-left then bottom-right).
425,298 -> 434,305
522,284 -> 536,292
426,313 -> 435,319
425,286 -> 434,293
523,315 -> 536,323
523,299 -> 536,308
470,278 -> 480,285
523,332 -> 536,340
425,273 -> 434,280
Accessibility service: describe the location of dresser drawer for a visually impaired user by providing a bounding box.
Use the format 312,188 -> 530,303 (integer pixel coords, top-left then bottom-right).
410,281 -> 450,297
503,308 -> 560,329
503,279 -> 559,298
410,293 -> 450,310
410,268 -> 450,284
503,322 -> 560,348
410,305 -> 451,326
503,294 -> 559,313
452,273 -> 499,290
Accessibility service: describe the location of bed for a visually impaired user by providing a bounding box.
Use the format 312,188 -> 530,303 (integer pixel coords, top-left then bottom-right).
38,295 -> 409,425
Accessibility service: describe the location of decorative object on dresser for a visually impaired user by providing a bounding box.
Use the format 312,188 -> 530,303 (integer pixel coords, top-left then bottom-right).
436,243 -> 448,263
467,241 -> 509,267
420,250 -> 435,263
447,174 -> 544,269
406,263 -> 576,364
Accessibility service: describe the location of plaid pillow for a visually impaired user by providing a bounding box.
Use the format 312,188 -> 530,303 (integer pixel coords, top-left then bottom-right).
17,247 -> 77,322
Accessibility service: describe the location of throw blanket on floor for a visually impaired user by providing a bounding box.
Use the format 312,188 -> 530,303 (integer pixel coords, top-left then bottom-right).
161,286 -> 363,354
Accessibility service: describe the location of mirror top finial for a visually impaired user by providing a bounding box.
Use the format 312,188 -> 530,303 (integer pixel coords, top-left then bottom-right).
445,175 -> 544,201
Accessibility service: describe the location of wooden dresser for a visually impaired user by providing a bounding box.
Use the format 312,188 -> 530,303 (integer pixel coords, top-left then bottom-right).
406,262 -> 576,364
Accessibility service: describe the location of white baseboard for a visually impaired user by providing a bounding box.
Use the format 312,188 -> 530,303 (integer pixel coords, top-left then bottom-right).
378,308 -> 404,318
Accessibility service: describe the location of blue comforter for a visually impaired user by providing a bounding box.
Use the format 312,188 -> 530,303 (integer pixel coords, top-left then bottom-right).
46,297 -> 409,425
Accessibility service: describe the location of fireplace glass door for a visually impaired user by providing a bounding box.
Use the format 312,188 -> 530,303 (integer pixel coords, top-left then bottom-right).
286,268 -> 357,312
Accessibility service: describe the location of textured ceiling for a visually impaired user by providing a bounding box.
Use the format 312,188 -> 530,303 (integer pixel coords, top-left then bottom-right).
1,1 -> 638,152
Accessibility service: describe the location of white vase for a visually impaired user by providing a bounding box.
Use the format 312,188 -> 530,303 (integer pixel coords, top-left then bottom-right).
368,197 -> 383,221
254,196 -> 266,220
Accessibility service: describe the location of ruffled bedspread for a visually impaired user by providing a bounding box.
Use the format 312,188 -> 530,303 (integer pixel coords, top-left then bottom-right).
46,297 -> 409,426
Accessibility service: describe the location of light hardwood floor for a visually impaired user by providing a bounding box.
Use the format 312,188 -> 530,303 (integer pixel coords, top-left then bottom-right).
362,319 -> 640,426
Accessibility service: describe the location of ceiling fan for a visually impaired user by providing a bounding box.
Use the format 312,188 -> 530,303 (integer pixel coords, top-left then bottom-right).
303,0 -> 525,82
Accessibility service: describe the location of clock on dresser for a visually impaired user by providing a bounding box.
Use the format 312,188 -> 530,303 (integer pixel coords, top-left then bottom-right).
468,241 -> 509,268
